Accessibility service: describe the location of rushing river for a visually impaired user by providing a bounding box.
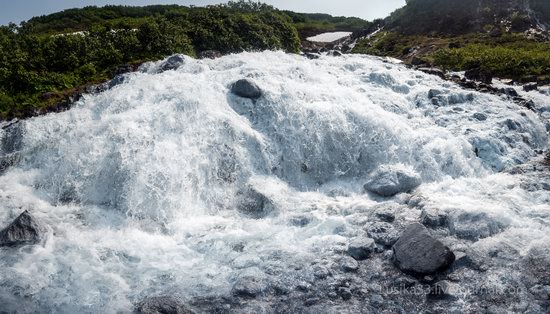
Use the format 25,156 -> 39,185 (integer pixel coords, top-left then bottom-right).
0,51 -> 549,313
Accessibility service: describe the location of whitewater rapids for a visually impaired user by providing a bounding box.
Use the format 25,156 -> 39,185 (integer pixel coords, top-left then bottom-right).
0,51 -> 549,313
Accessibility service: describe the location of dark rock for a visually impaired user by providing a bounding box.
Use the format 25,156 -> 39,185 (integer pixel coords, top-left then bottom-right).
459,80 -> 478,89
448,42 -> 461,49
501,87 -> 519,97
289,215 -> 312,227
348,237 -> 376,260
447,211 -> 505,240
465,68 -> 493,84
114,64 -> 134,75
523,82 -> 538,92
365,221 -> 400,246
473,112 -> 488,121
340,256 -> 359,272
331,50 -> 343,57
411,56 -> 426,66
429,280 -> 459,299
135,296 -> 195,314
313,265 -> 330,279
236,187 -> 275,219
231,79 -> 263,99
160,55 -> 185,72
374,209 -> 395,222
232,268 -> 268,297
521,99 -> 536,111
0,210 -> 44,247
392,223 -> 455,275
428,89 -> 442,98
418,67 -> 446,79
198,50 -> 222,59
337,287 -> 352,300
420,208 -> 448,228
108,74 -> 127,89
364,165 -> 422,197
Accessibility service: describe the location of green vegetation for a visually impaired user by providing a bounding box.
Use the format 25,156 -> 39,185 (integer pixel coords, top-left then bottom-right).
0,1 -> 301,120
283,12 -> 371,39
353,31 -> 550,82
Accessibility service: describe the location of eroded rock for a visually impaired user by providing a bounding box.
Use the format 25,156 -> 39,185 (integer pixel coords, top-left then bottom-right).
231,79 -> 262,99
135,296 -> 195,314
364,165 -> 422,197
0,210 -> 45,247
392,223 -> 455,275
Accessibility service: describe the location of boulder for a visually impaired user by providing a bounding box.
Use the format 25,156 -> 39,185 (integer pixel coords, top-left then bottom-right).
236,187 -> 275,219
232,268 -> 269,297
348,237 -> 376,260
418,67 -> 445,79
364,165 -> 422,197
340,256 -> 359,272
523,82 -> 538,92
420,208 -> 448,228
429,280 -> 459,299
0,210 -> 44,247
159,55 -> 185,72
473,112 -> 488,121
447,212 -> 505,241
365,221 -> 400,246
501,87 -> 519,97
135,296 -> 195,314
231,79 -> 263,99
465,68 -> 493,84
392,223 -> 455,275
198,50 -> 222,59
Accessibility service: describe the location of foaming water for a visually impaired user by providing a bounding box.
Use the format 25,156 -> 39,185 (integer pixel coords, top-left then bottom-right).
0,51 -> 548,312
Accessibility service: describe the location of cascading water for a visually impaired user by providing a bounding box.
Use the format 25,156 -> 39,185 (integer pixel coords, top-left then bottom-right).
0,51 -> 549,313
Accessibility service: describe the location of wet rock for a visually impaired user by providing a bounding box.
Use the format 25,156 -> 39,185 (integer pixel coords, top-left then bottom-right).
428,89 -> 442,98
236,187 -> 275,219
0,210 -> 44,247
304,53 -> 321,60
289,215 -> 312,227
337,287 -> 352,300
365,221 -> 400,246
418,67 -> 446,79
231,79 -> 262,99
347,237 -> 376,260
160,54 -> 185,72
232,268 -> 269,297
135,296 -> 195,314
429,280 -> 459,299
473,112 -> 488,121
313,265 -> 330,279
501,87 -> 519,97
524,247 -> 550,286
198,50 -> 222,59
420,208 -> 448,228
523,83 -> 538,92
374,209 -> 395,222
114,64 -> 134,75
364,165 -> 422,197
447,211 -> 505,241
465,68 -> 493,84
108,74 -> 127,89
340,256 -> 359,272
392,223 -> 455,275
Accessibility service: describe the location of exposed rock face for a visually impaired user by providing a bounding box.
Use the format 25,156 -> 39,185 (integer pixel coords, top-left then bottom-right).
417,67 -> 445,79
231,79 -> 263,99
465,68 -> 493,84
135,296 -> 195,314
0,210 -> 44,247
364,165 -> 422,197
347,237 -> 376,260
159,55 -> 185,72
392,223 -> 455,275
236,187 -> 276,219
198,50 -> 222,59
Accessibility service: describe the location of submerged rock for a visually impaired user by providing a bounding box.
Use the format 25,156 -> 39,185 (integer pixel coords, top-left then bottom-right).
159,55 -> 185,72
236,187 -> 275,219
231,79 -> 262,99
447,211 -> 505,240
348,237 -> 376,260
0,210 -> 44,247
232,268 -> 269,297
392,223 -> 455,275
364,165 -> 422,197
135,296 -> 195,314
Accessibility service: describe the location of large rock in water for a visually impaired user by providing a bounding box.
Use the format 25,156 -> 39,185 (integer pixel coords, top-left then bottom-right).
231,79 -> 262,99
392,223 -> 455,275
236,187 -> 276,219
364,165 -> 422,197
0,210 -> 44,247
159,55 -> 185,72
135,296 -> 195,314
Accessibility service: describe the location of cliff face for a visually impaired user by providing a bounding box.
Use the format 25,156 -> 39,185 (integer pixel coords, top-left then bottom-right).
390,0 -> 549,35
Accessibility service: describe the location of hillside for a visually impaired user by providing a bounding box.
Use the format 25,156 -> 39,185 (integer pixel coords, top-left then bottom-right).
353,0 -> 550,83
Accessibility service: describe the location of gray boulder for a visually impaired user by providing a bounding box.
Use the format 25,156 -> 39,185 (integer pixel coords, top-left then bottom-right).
159,55 -> 185,72
135,296 -> 195,314
447,211 -> 505,240
364,165 -> 422,197
392,223 -> 455,275
232,268 -> 269,297
340,256 -> 359,272
365,221 -> 400,247
231,79 -> 262,99
420,208 -> 448,228
348,237 -> 376,260
236,187 -> 275,219
0,210 -> 45,247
